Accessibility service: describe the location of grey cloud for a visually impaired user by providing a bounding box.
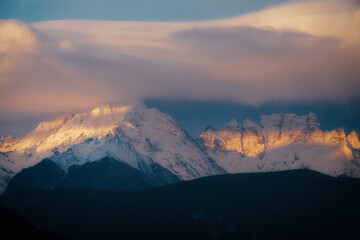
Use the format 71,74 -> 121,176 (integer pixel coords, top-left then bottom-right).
173,26 -> 340,59
170,25 -> 360,103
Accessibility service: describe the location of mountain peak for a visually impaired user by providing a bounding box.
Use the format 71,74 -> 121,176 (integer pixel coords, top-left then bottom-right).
0,101 -> 223,193
1,106 -> 360,195
199,112 -> 360,177
226,119 -> 241,131
243,119 -> 260,131
89,101 -> 146,117
205,125 -> 217,132
89,105 -> 133,118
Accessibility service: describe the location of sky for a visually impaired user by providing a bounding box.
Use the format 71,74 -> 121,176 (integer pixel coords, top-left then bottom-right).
147,100 -> 360,137
0,0 -> 290,22
0,0 -> 359,137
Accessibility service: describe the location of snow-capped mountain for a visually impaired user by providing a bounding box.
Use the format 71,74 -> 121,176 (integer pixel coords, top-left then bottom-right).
0,102 -> 223,194
199,113 -> 360,177
0,103 -> 359,194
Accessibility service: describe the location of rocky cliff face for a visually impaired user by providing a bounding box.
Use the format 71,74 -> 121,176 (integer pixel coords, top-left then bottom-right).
199,113 -> 360,177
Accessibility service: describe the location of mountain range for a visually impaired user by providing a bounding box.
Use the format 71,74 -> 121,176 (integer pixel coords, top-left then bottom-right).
1,102 -> 359,194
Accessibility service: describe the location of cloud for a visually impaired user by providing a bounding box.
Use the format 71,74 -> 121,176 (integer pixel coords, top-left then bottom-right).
0,20 -> 38,55
0,0 -> 359,120
0,20 -> 39,80
173,26 -> 340,58
225,0 -> 360,47
171,25 -> 360,104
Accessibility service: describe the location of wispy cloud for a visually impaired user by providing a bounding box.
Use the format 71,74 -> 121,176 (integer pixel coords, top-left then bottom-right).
0,0 -> 359,118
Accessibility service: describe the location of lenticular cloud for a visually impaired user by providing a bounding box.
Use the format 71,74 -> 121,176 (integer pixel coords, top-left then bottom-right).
0,0 -> 359,116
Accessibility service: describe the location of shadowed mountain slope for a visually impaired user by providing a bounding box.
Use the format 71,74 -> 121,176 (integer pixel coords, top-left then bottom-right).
1,170 -> 360,240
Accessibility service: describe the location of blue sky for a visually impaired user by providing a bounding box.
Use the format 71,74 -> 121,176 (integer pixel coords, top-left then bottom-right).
0,0 -> 290,22
146,100 -> 360,137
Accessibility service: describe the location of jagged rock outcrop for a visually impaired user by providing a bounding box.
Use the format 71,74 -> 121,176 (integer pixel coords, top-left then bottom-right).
242,120 -> 266,158
199,113 -> 360,177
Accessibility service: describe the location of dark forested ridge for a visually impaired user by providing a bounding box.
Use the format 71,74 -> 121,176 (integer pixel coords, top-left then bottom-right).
1,169 -> 360,240
5,157 -> 180,195
0,205 -> 65,240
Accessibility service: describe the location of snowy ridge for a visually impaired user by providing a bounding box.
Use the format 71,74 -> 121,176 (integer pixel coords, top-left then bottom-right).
199,113 -> 360,177
0,102 -> 222,193
0,105 -> 359,194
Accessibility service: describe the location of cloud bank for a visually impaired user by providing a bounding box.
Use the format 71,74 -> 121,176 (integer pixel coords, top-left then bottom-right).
0,0 -> 359,118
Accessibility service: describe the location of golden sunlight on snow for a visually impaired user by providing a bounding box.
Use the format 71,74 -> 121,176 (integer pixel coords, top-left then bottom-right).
348,131 -> 360,149
89,105 -> 133,118
0,105 -> 134,154
200,127 -> 359,159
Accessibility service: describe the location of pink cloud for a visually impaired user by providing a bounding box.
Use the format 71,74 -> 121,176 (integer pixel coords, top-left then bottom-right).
0,0 -> 359,117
